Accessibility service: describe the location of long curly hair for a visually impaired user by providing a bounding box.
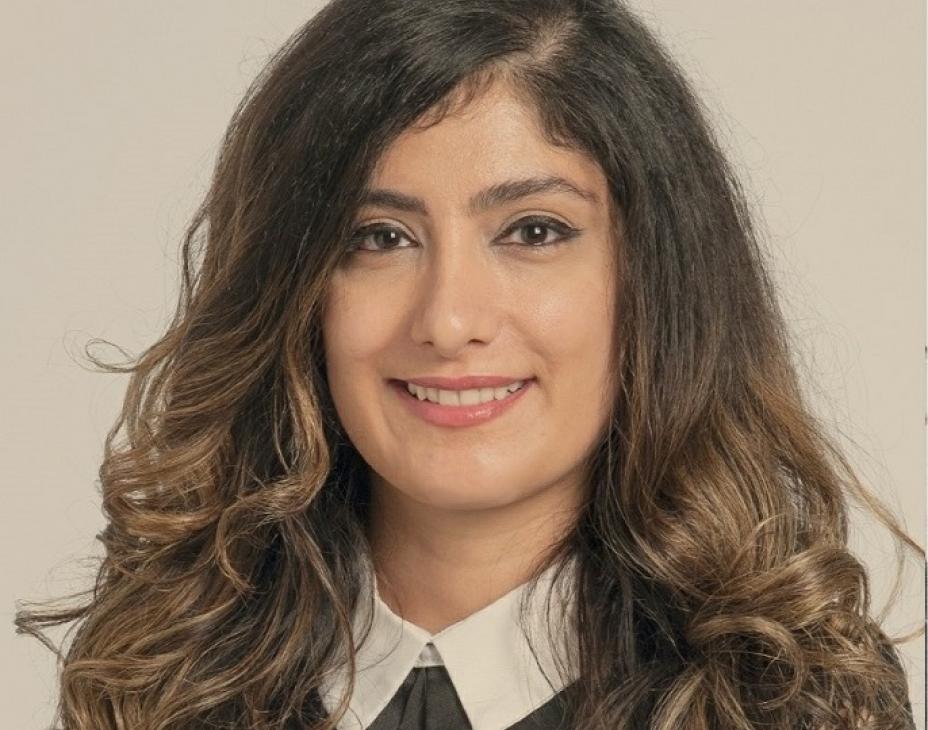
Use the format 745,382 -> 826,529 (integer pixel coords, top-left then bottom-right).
16,1 -> 922,728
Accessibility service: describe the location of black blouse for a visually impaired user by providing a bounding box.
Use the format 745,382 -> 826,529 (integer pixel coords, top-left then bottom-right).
316,555 -> 580,730
364,665 -> 575,729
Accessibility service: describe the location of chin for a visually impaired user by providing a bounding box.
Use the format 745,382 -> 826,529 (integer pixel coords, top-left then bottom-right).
405,482 -> 518,511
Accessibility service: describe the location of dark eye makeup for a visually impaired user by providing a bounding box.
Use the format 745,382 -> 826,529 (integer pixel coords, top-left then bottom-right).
345,215 -> 582,254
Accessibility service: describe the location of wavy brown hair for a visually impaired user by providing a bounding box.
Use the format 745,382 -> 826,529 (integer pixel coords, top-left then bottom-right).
16,0 -> 922,728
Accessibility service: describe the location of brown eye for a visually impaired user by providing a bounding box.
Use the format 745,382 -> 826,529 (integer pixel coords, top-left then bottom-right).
500,215 -> 580,248
520,222 -> 555,245
348,224 -> 415,252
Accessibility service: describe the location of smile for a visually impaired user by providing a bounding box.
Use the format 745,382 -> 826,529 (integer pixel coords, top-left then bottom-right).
389,378 -> 535,428
404,380 -> 526,406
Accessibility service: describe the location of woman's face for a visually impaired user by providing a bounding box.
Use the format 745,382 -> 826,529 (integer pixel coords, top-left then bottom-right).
322,80 -> 618,514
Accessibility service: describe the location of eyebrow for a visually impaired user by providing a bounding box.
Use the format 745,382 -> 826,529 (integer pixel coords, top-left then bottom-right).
358,175 -> 599,217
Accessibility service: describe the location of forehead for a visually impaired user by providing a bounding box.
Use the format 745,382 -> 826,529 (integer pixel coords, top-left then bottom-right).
367,80 -> 609,201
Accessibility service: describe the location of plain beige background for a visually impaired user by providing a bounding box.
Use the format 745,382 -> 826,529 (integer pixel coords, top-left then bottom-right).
2,2 -> 924,727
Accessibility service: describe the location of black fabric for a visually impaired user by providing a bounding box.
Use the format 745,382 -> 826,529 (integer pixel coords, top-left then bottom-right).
364,665 -> 572,730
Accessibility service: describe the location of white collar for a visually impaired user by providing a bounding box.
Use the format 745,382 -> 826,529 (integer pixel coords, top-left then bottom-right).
318,554 -> 579,730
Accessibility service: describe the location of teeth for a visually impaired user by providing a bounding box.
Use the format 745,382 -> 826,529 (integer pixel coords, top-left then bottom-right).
405,380 -> 525,405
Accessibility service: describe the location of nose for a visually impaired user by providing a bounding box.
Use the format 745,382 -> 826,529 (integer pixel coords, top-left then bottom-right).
408,229 -> 501,358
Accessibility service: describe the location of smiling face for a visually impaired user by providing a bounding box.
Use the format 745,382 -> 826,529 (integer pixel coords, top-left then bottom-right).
322,79 -> 619,516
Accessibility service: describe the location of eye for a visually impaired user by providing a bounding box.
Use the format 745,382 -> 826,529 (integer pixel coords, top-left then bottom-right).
345,215 -> 580,254
346,224 -> 415,253
498,215 -> 581,248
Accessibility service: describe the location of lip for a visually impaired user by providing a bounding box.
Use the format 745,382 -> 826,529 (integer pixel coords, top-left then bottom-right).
389,377 -> 535,428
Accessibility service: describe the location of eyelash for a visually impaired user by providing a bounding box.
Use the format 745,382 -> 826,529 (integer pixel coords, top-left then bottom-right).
346,215 -> 581,254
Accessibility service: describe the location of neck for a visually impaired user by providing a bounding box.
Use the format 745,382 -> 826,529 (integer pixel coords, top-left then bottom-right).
365,471 -> 584,635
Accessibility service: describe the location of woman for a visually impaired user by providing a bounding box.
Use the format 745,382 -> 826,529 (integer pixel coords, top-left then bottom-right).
16,0 -> 921,728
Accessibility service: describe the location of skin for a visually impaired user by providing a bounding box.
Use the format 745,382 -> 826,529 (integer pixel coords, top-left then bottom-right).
322,78 -> 619,634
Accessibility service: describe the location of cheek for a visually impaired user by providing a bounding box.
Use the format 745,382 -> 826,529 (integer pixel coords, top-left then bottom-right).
321,276 -> 408,444
322,276 -> 399,369
528,272 -> 615,460
522,261 -> 615,377
321,289 -> 378,446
